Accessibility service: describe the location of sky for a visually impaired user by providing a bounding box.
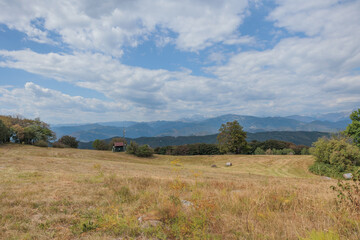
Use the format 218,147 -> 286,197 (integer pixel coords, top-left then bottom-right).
0,0 -> 359,124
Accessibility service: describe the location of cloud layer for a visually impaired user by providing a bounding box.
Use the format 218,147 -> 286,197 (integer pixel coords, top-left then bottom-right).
0,0 -> 359,123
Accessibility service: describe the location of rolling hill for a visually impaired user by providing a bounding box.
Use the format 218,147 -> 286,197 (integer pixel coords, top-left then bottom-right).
52,114 -> 348,142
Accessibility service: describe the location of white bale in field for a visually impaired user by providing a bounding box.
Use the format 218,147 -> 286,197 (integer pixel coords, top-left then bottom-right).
343,173 -> 353,179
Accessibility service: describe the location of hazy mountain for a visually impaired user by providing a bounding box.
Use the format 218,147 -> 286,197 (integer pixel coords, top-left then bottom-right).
51,113 -> 348,142
78,131 -> 331,149
286,111 -> 352,123
285,115 -> 317,123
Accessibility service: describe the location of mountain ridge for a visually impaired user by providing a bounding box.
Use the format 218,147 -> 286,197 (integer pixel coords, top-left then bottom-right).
51,113 -> 349,142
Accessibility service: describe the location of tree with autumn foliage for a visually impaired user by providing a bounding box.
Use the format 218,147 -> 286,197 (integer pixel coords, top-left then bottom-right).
0,115 -> 55,144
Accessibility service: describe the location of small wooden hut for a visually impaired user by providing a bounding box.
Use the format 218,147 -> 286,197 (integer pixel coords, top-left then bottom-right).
112,142 -> 125,152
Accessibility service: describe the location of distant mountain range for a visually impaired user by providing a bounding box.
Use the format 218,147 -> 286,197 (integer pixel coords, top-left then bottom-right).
78,131 -> 331,149
51,112 -> 350,142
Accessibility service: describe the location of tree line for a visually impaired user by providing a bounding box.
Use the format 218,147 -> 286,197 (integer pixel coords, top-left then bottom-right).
153,121 -> 309,156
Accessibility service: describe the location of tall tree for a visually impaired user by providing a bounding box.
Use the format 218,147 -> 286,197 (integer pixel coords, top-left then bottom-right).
0,120 -> 10,143
346,108 -> 360,148
217,120 -> 249,154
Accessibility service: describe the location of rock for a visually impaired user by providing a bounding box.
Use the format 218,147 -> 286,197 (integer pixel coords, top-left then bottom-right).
137,211 -> 162,228
321,176 -> 332,180
343,173 -> 353,179
138,219 -> 161,228
226,162 -> 232,167
211,164 -> 217,168
181,199 -> 193,207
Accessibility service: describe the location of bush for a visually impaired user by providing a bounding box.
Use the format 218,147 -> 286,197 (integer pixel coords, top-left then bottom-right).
126,141 -> 139,154
308,162 -> 349,179
331,172 -> 360,211
254,147 -> 265,155
34,140 -> 48,147
265,149 -> 273,155
281,148 -> 295,155
311,136 -> 360,170
52,141 -> 66,148
135,145 -> 154,157
92,139 -> 109,150
301,147 -> 310,155
58,135 -> 79,148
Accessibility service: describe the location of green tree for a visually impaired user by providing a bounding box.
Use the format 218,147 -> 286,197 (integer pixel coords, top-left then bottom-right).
59,135 -> 79,148
345,108 -> 360,148
217,120 -> 249,154
92,139 -> 109,150
0,120 -> 10,143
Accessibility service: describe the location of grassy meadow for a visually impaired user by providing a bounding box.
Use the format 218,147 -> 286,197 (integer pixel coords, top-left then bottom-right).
0,144 -> 359,239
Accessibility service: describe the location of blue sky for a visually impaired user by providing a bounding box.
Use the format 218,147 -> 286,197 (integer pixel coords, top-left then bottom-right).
0,0 -> 359,124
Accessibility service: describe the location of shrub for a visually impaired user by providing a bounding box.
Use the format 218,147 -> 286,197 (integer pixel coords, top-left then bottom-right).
301,147 -> 310,155
292,145 -> 308,155
254,147 -> 265,155
52,141 -> 66,148
126,141 -> 139,154
272,148 -> 283,155
281,148 -> 295,155
311,136 -> 360,169
331,172 -> 360,210
92,139 -> 109,150
34,140 -> 48,147
58,135 -> 79,148
135,145 -> 154,157
308,162 -> 349,179
265,149 -> 273,155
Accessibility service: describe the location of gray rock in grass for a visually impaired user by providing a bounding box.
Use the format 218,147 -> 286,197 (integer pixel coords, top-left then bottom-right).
343,173 -> 353,179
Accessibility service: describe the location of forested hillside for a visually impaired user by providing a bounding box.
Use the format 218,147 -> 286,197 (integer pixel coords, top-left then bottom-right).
78,131 -> 331,149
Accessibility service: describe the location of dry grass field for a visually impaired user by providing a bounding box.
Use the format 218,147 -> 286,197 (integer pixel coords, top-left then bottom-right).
0,144 -> 359,239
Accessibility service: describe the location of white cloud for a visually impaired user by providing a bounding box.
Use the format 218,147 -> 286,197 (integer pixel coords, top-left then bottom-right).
0,49 -> 223,121
0,0 -> 250,54
0,0 -> 359,122
0,82 -> 133,123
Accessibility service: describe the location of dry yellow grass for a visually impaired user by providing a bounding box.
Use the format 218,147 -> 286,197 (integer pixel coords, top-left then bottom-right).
0,144 -> 359,239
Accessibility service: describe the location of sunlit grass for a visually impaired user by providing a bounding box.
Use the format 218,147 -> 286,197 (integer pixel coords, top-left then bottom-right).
0,144 -> 359,239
